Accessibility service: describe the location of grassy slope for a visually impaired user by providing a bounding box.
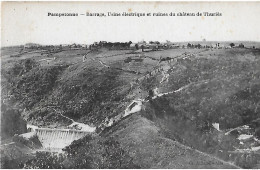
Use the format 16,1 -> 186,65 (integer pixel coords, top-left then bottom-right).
101,113 -> 238,168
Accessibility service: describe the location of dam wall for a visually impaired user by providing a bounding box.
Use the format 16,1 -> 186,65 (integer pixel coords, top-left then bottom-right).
35,128 -> 90,149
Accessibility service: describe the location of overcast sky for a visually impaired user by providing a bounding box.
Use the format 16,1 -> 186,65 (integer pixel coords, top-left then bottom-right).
1,2 -> 260,46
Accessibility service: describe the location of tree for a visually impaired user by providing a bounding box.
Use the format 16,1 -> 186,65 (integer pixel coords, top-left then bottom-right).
230,43 -> 235,48
135,44 -> 139,50
141,45 -> 144,52
126,41 -> 132,48
238,43 -> 244,48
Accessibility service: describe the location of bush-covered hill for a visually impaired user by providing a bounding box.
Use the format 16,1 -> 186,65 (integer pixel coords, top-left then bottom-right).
1,46 -> 260,168
100,113 -> 238,168
137,48 -> 260,168
1,56 -> 132,127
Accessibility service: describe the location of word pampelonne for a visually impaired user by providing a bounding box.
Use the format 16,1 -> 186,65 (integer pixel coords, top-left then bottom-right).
48,12 -> 78,17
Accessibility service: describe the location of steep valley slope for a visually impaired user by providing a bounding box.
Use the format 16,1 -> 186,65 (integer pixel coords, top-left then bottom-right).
1,46 -> 260,168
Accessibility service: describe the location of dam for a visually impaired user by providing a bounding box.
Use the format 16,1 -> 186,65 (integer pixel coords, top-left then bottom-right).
35,128 -> 91,150
1,126 -> 93,166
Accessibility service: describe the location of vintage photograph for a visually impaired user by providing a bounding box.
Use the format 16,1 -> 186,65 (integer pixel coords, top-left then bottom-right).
1,1 -> 260,169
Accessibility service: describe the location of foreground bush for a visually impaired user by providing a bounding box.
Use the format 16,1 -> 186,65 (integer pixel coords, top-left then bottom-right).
63,135 -> 140,168
23,135 -> 140,169
23,152 -> 65,169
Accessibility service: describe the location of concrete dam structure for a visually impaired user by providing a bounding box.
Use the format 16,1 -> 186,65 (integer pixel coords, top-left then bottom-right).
35,128 -> 90,150
1,127 -> 91,164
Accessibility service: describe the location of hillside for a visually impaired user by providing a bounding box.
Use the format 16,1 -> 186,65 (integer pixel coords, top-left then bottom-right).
100,113 -> 238,168
1,44 -> 260,168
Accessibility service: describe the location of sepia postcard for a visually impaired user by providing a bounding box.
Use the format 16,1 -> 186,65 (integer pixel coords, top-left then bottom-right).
1,1 -> 260,169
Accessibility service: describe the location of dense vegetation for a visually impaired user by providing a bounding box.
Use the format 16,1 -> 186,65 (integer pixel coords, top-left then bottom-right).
1,103 -> 27,140
22,135 -> 139,169
1,58 -> 130,127
1,46 -> 260,168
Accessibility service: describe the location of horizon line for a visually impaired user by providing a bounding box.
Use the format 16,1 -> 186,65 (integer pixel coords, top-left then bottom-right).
2,40 -> 260,48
